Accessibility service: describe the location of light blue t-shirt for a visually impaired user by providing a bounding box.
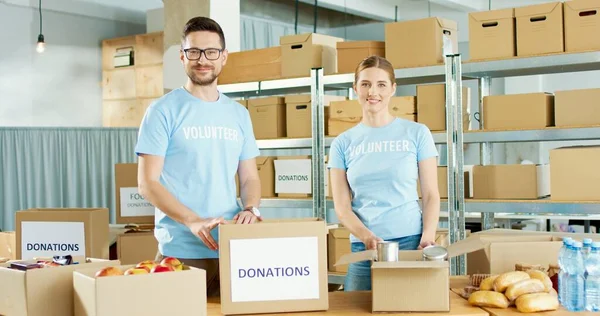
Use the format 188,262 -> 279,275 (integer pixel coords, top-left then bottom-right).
327,118 -> 438,244
134,87 -> 260,259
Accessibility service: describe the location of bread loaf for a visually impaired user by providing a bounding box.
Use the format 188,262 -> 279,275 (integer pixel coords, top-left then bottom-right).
468,291 -> 510,309
505,279 -> 546,301
480,275 -> 499,291
525,269 -> 553,292
494,271 -> 531,293
515,293 -> 559,313
470,274 -> 493,287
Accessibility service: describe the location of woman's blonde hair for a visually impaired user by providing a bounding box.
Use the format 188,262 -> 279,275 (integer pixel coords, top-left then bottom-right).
354,56 -> 395,85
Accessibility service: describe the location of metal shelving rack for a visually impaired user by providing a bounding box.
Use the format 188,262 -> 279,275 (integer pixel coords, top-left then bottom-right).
219,50 -> 600,279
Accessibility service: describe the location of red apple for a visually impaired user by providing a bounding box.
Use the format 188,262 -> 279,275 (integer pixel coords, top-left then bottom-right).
124,267 -> 150,275
95,266 -> 124,277
160,257 -> 183,271
136,260 -> 157,272
151,264 -> 175,273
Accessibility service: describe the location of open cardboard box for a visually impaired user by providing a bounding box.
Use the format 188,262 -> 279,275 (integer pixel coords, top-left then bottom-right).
0,258 -> 119,316
73,264 -> 207,316
335,236 -> 487,312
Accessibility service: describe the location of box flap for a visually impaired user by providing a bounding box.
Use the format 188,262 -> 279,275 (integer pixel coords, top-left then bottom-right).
515,2 -> 561,18
372,260 -> 448,269
256,156 -> 270,166
285,94 -> 311,104
248,96 -> 285,107
446,236 -> 488,258
335,250 -> 376,266
564,0 -> 600,12
437,17 -> 458,31
331,228 -> 349,239
280,33 -> 312,45
336,41 -> 385,49
470,8 -> 514,22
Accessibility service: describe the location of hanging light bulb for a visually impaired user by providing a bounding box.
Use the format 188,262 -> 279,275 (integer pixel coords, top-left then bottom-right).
36,34 -> 45,53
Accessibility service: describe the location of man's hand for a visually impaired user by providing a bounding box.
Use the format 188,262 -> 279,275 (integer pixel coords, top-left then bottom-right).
187,217 -> 226,250
233,210 -> 262,224
362,234 -> 383,250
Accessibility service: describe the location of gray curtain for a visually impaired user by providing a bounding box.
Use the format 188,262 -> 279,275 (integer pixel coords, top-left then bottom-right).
0,128 -> 138,231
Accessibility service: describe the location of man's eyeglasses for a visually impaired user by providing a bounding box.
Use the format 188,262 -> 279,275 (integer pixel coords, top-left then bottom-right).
183,48 -> 222,61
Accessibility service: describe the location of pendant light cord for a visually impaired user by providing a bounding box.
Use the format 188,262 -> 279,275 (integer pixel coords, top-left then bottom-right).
39,0 -> 42,35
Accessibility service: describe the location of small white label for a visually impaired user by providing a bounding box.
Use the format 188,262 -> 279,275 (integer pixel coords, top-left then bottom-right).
21,221 -> 86,260
230,237 -> 320,302
274,159 -> 312,194
120,187 -> 155,217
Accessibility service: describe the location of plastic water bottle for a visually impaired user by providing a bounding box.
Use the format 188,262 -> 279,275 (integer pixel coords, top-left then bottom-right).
585,242 -> 600,312
566,241 -> 585,311
558,237 -> 572,305
583,238 -> 593,259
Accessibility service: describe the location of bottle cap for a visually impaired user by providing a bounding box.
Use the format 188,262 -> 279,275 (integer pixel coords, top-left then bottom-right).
583,238 -> 593,245
572,241 -> 583,248
592,241 -> 600,249
565,238 -> 573,245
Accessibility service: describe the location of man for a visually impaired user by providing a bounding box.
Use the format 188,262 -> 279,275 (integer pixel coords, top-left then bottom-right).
135,16 -> 262,296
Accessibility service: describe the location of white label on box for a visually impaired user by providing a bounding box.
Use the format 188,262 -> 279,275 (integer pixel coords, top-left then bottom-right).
120,187 -> 155,217
230,237 -> 320,302
274,159 -> 312,194
21,221 -> 86,260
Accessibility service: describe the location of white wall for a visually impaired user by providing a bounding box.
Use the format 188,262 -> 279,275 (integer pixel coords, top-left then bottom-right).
0,2 -> 145,127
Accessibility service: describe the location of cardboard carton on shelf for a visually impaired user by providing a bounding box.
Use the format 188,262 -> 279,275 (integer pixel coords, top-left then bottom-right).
550,146 -> 600,201
218,218 -> 328,315
564,0 -> 600,53
219,46 -> 281,84
284,95 -> 347,138
417,84 -> 471,131
336,41 -> 385,74
328,100 -> 361,136
280,33 -> 344,78
472,164 -> 550,200
73,264 -> 206,316
418,167 -> 471,199
0,259 -> 120,316
554,88 -> 600,127
515,2 -> 564,57
482,93 -> 554,130
248,96 -> 286,140
335,235 -> 486,312
385,17 -> 458,69
468,8 -> 516,61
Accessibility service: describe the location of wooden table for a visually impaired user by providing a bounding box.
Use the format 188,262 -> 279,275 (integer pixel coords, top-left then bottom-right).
207,291 -> 488,316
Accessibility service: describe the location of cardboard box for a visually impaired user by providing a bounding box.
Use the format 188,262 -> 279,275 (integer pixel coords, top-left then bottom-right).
73,264 -> 206,316
515,2 -> 564,57
218,218 -> 328,315
417,84 -> 471,131
16,208 -> 110,260
280,33 -> 344,78
248,97 -> 286,140
284,95 -> 347,138
275,156 -> 312,198
385,17 -> 458,69
256,156 -> 276,198
483,93 -> 554,130
328,100 -> 361,136
472,164 -> 550,199
115,163 -> 155,225
219,46 -> 281,84
336,41 -> 385,74
434,229 -> 471,248
0,231 -> 16,260
565,0 -> 600,53
0,259 -> 120,316
236,99 -> 248,109
389,96 -> 416,117
469,8 -> 516,61
116,231 -> 158,265
418,167 -> 470,199
327,227 -> 350,273
555,88 -> 600,127
336,236 -> 484,312
550,146 -> 600,201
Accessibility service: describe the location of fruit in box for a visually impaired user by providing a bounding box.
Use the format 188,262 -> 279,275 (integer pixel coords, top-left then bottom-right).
151,264 -> 175,273
136,260 -> 158,272
124,267 -> 150,275
95,266 -> 124,277
160,256 -> 183,271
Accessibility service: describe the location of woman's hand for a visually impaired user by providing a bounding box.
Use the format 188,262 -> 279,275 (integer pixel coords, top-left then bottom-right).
417,233 -> 436,250
362,234 -> 384,250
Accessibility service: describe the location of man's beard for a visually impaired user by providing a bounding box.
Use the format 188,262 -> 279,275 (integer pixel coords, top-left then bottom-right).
186,66 -> 219,86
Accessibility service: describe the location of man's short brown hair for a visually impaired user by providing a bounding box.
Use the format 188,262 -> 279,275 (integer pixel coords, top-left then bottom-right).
182,17 -> 226,49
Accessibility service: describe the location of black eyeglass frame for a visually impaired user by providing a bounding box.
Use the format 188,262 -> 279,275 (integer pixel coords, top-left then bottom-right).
182,48 -> 223,61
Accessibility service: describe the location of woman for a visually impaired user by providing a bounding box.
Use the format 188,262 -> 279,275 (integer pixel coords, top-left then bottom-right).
328,56 -> 441,291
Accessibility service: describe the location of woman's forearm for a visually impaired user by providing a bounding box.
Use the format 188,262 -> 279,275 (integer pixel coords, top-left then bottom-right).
336,205 -> 374,242
421,194 -> 440,241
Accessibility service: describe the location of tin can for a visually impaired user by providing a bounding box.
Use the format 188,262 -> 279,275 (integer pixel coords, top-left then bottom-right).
376,241 -> 399,262
422,245 -> 448,261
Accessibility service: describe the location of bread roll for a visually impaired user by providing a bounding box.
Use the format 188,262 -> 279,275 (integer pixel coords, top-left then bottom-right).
526,269 -> 553,292
480,275 -> 499,291
494,271 -> 530,293
470,274 -> 493,287
515,293 -> 559,313
468,291 -> 510,309
505,279 -> 546,301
